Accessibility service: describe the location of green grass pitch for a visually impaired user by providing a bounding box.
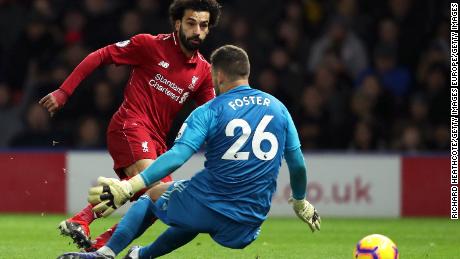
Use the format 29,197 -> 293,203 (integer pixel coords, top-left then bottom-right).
0,214 -> 459,258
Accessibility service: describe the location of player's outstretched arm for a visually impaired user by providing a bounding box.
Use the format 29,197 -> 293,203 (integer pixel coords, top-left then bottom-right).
285,148 -> 321,232
38,88 -> 69,115
138,142 -> 195,186
88,143 -> 196,217
38,48 -> 112,115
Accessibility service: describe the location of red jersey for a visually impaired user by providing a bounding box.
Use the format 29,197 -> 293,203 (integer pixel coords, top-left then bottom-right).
105,33 -> 215,149
60,33 -> 215,151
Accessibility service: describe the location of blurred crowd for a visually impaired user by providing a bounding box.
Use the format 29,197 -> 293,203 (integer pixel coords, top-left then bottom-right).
0,0 -> 451,152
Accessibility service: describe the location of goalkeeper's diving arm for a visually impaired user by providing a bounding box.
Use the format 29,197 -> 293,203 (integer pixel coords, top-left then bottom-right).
127,143 -> 196,193
285,147 -> 321,232
285,147 -> 307,200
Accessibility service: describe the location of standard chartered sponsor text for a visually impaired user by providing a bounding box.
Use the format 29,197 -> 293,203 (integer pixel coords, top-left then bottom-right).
149,73 -> 188,102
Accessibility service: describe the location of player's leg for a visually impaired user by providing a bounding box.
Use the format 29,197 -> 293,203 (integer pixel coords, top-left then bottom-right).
125,181 -> 219,258
133,227 -> 199,259
58,205 -> 96,250
57,127 -> 140,249
210,218 -> 261,249
98,196 -> 155,257
99,182 -> 172,256
156,181 -> 261,250
90,159 -> 154,251
91,159 -> 173,250
56,183 -> 172,259
59,125 -> 167,251
90,125 -> 171,251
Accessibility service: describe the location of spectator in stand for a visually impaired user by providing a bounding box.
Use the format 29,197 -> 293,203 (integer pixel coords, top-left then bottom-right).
135,0 -> 169,34
0,83 -> 23,147
396,124 -> 425,152
358,74 -> 394,124
377,18 -> 399,56
349,120 -> 378,151
311,65 -> 351,148
298,87 -> 328,150
349,89 -> 373,124
5,14 -> 56,90
104,65 -> 129,92
9,102 -> 57,147
256,68 -> 280,97
335,0 -> 372,42
308,15 -> 368,78
229,16 -> 250,48
276,20 -> 309,66
269,47 -> 303,105
0,0 -> 451,152
385,0 -> 427,67
62,10 -> 87,45
82,0 -> 118,48
359,43 -> 411,100
75,116 -> 104,149
416,42 -> 449,84
91,81 -> 118,121
430,125 -> 449,151
119,10 -> 143,39
430,20 -> 450,59
406,94 -> 430,131
390,94 -> 431,152
421,63 -> 449,125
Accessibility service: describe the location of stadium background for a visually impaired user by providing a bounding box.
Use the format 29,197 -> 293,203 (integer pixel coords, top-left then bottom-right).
0,0 -> 451,151
0,0 -> 456,258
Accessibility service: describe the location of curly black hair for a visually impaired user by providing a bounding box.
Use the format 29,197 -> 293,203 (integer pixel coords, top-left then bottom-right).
169,0 -> 222,28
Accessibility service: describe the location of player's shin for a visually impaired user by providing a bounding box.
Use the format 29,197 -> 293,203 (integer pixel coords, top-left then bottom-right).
139,227 -> 198,258
104,196 -> 156,255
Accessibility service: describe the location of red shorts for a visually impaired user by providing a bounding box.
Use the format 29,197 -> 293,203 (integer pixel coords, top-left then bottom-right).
106,122 -> 172,183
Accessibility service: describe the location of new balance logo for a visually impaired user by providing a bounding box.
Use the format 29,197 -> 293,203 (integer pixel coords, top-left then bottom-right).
158,61 -> 169,68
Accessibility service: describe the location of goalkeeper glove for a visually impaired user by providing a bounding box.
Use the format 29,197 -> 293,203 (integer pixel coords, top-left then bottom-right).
288,197 -> 321,232
87,175 -> 146,217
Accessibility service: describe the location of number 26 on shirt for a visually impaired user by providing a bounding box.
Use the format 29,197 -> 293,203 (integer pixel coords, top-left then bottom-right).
222,115 -> 278,161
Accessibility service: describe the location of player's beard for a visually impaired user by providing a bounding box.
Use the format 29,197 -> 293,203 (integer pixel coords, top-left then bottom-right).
178,26 -> 203,52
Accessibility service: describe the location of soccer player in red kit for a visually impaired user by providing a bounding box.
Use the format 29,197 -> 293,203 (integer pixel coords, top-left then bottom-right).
39,0 -> 221,251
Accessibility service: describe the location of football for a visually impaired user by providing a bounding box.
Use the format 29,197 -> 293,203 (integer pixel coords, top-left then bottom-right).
354,234 -> 399,259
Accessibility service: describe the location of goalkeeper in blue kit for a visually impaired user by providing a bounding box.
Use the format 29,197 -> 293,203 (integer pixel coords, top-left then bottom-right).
57,45 -> 320,259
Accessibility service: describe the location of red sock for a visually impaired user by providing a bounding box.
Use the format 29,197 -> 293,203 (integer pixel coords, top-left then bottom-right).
92,224 -> 118,250
69,204 -> 97,225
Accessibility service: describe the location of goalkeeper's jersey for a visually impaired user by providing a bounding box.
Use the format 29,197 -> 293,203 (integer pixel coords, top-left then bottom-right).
174,85 -> 301,226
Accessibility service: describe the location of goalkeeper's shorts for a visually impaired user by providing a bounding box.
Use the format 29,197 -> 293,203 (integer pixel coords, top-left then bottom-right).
150,180 -> 261,249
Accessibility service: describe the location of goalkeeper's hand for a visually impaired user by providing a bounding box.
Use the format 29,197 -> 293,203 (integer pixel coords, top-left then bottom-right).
288,197 -> 321,232
87,175 -> 145,217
